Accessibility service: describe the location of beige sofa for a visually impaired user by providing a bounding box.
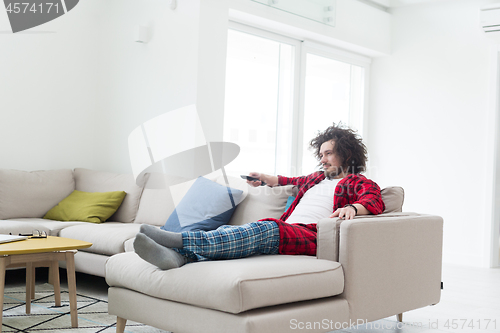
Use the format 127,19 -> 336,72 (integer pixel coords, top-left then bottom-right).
104,173 -> 444,333
0,168 -> 443,333
0,168 -> 150,277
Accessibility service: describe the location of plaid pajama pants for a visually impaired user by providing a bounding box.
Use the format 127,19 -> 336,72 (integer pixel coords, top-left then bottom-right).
173,221 -> 280,262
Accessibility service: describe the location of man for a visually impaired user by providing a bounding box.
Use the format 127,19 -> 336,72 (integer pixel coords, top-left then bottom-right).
134,123 -> 385,269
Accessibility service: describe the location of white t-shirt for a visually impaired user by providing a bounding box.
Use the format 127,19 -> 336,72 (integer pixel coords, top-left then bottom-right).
286,178 -> 340,224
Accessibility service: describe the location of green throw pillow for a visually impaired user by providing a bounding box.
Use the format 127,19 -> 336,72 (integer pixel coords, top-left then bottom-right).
43,190 -> 127,223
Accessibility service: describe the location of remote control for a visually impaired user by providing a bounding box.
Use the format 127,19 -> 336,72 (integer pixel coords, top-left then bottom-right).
240,175 -> 267,186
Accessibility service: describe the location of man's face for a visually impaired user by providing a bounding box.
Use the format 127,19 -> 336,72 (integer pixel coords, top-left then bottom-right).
319,140 -> 344,179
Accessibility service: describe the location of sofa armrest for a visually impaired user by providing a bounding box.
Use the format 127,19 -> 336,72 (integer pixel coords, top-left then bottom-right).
316,218 -> 342,261
338,213 -> 443,322
316,213 -> 420,262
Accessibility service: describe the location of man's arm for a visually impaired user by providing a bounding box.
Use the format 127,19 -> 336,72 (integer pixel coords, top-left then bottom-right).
247,172 -> 321,188
247,172 -> 279,187
329,175 -> 385,220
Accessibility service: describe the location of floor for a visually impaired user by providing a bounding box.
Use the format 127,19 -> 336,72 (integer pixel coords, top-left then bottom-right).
348,264 -> 500,333
3,264 -> 500,333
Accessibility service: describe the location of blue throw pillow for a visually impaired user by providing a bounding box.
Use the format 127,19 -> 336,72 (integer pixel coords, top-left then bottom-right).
161,177 -> 244,232
284,196 -> 296,212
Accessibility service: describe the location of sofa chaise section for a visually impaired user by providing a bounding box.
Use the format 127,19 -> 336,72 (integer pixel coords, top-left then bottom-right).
106,254 -> 344,314
109,287 -> 350,333
107,254 -> 349,333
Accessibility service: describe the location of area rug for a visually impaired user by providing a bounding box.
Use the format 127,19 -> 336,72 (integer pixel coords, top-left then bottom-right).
2,284 -> 167,332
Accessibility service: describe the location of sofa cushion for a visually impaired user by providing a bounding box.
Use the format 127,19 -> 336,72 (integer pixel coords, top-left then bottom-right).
44,190 -> 126,223
0,169 -> 74,220
381,187 -> 405,213
134,177 -> 208,227
228,185 -> 297,225
106,252 -> 344,314
0,219 -> 52,235
74,169 -> 145,223
135,172 -> 248,227
134,188 -> 176,226
162,177 -> 244,232
59,222 -> 141,256
123,238 -> 135,252
3,218 -> 86,236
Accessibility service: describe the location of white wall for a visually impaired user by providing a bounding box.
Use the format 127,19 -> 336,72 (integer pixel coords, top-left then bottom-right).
92,0 -> 202,174
196,0 -> 229,144
0,0 -> 229,174
79,0 -> 229,174
0,1 -> 100,171
94,0 -> 387,174
0,0 -> 388,175
369,0 -> 500,267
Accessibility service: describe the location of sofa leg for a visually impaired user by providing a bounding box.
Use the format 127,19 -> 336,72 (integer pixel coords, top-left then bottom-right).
397,313 -> 403,322
116,317 -> 127,333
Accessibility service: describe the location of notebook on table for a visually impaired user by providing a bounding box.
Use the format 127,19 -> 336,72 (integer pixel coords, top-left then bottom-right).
0,235 -> 28,244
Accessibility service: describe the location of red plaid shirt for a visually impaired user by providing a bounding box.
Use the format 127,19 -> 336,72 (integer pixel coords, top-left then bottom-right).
260,172 -> 385,256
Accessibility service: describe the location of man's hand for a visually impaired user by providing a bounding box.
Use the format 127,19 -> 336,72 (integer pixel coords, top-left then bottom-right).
247,172 -> 279,187
330,203 -> 369,220
330,207 -> 356,220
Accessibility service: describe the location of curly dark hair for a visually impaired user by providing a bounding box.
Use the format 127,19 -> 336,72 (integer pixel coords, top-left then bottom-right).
309,122 -> 367,174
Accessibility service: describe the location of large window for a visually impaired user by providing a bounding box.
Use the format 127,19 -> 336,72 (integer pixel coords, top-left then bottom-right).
300,52 -> 366,174
223,23 -> 370,177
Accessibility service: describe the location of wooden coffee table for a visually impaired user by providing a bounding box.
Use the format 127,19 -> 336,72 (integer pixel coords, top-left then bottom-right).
0,236 -> 92,332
